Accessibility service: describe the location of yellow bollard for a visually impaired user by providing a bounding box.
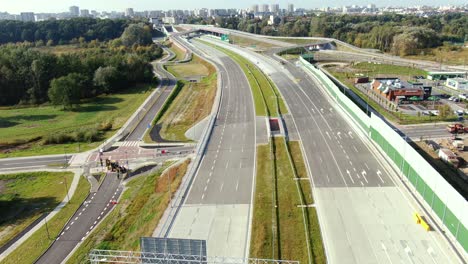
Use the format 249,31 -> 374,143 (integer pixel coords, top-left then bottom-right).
414,213 -> 421,224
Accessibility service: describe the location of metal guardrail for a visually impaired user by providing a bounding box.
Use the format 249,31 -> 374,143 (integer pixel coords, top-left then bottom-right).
156,36 -> 224,238
89,249 -> 299,264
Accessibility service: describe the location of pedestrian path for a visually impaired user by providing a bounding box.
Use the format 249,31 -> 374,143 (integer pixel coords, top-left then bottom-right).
116,141 -> 141,147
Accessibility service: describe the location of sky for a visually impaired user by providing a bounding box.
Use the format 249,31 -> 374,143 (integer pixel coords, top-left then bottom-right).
0,0 -> 466,13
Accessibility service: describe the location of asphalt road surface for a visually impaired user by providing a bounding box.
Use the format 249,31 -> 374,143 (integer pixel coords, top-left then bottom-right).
0,155 -> 72,172
204,39 -> 462,263
124,49 -> 177,141
167,38 -> 256,258
36,171 -> 123,264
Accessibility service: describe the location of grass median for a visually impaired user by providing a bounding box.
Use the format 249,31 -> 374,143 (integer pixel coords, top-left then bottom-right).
251,139 -> 325,264
167,42 -> 186,61
0,171 -> 74,248
66,159 -> 190,263
2,174 -> 89,264
145,54 -> 217,142
199,40 -> 288,117
0,84 -> 154,158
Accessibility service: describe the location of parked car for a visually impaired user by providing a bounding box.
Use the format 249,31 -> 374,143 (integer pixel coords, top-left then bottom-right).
453,98 -> 461,102
459,94 -> 468,100
448,96 -> 456,101
431,110 -> 440,116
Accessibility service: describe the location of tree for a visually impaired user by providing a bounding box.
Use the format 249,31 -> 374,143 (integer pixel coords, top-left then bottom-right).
48,73 -> 84,109
93,66 -> 120,93
120,24 -> 152,47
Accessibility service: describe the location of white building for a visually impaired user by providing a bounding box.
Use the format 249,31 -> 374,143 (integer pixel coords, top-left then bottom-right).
270,4 -> 279,13
20,12 -> 35,22
80,9 -> 90,17
438,148 -> 459,167
69,6 -> 79,17
287,3 -> 294,13
446,78 -> 468,90
251,4 -> 259,13
260,4 -> 269,13
125,8 -> 134,17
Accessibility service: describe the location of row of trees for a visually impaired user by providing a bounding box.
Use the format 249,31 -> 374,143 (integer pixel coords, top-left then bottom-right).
0,18 -> 134,45
0,24 -> 162,107
208,13 -> 467,55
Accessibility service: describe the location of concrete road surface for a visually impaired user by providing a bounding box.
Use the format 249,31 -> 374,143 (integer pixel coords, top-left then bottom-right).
203,39 -> 463,263
167,39 -> 256,258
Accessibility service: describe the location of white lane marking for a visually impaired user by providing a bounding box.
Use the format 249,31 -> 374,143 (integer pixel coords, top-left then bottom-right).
81,237 -> 85,241
348,131 -> 354,139
70,221 -> 74,225
326,174 -> 330,182
86,231 -> 89,235
220,183 -> 224,192
211,165 -> 215,171
90,225 -> 94,230
201,194 -> 205,200
98,216 -> 101,220
204,186 -> 208,192
207,178 -> 211,184
236,181 -> 239,191
353,145 -> 359,153
346,170 -> 355,184
66,226 -> 70,231
75,217 -> 78,221
337,131 -> 341,139
100,212 -> 104,215
325,131 -> 332,140
364,163 -> 370,170
94,221 -> 97,225
377,170 -> 385,183
79,212 -> 82,216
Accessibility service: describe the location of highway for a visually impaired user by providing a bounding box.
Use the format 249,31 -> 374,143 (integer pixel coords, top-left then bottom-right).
200,37 -> 462,263
36,171 -> 123,264
167,38 -> 256,258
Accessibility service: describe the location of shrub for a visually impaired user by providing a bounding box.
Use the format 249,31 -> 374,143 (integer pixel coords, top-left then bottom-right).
44,133 -> 74,144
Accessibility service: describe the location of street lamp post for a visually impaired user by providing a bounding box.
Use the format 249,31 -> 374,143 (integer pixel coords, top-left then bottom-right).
44,215 -> 51,240
63,176 -> 70,203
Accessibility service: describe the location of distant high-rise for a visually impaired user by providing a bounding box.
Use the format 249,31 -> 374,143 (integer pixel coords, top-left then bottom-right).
251,4 -> 259,13
287,3 -> 294,13
270,4 -> 279,13
20,12 -> 35,22
80,9 -> 90,17
260,4 -> 269,13
125,8 -> 134,17
69,6 -> 79,17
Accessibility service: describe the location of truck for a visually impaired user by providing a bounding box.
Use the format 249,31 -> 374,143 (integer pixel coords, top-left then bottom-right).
447,123 -> 468,134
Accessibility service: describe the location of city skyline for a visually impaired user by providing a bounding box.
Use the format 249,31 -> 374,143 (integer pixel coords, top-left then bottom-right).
1,0 -> 467,13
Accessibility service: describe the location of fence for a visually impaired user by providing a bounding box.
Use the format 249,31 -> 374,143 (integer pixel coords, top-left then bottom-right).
299,57 -> 468,253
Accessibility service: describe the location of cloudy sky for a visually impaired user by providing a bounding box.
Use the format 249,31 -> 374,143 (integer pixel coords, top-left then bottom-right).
0,0 -> 465,13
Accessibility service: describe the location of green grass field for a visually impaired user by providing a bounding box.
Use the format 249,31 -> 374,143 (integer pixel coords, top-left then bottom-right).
2,175 -> 89,264
0,84 -> 154,158
230,35 -> 278,49
200,40 -> 288,117
270,38 -> 321,45
145,55 -> 217,142
66,160 -> 189,263
168,42 -> 186,61
251,139 -> 325,263
350,62 -> 427,77
0,171 -> 74,248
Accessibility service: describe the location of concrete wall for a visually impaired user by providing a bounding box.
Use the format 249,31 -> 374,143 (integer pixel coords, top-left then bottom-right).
299,57 -> 468,253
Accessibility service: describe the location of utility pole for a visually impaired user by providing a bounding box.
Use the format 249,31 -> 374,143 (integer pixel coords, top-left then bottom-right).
63,176 -> 70,202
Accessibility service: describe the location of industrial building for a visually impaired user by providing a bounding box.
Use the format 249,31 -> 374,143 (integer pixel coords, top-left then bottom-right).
446,78 -> 468,91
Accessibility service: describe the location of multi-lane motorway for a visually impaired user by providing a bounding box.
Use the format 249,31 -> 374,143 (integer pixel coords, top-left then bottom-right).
199,36 -> 462,263
166,38 -> 256,258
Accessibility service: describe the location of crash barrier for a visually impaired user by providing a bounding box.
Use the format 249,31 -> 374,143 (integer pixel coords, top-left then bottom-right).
156,36 -> 223,237
299,57 -> 468,253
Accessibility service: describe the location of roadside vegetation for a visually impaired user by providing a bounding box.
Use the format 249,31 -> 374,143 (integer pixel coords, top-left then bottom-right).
200,40 -> 287,116
145,54 -> 217,142
66,159 -> 190,263
0,84 -> 154,158
0,22 -> 163,157
0,171 -> 74,248
251,139 -> 325,264
324,62 -> 458,125
2,175 -> 89,264
229,35 -> 277,49
167,42 -> 186,61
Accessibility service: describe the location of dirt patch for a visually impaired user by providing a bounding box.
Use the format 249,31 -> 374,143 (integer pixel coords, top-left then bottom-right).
0,179 -> 13,194
0,137 -> 42,154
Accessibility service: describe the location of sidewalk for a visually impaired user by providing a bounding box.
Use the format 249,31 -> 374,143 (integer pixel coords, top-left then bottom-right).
0,169 -> 84,262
